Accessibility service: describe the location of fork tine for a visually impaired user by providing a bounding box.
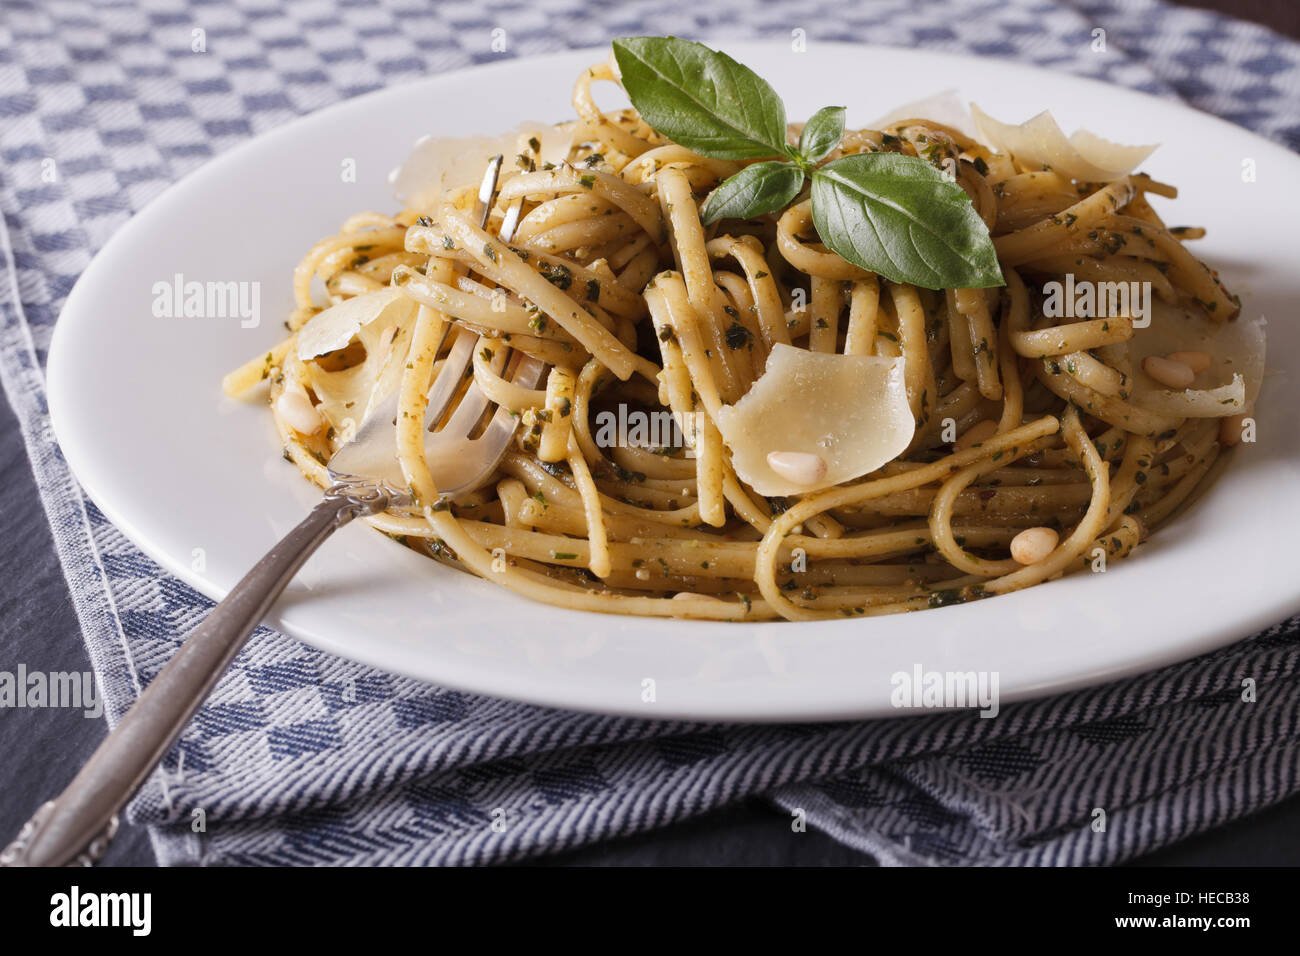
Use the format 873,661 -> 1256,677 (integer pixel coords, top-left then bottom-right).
418,155 -> 500,430
411,155 -> 548,497
473,155 -> 503,229
499,198 -> 523,242
442,380 -> 491,436
424,328 -> 475,430
416,156 -> 503,436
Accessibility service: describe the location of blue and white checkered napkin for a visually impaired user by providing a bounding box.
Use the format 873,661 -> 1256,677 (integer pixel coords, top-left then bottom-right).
3,0 -> 1299,866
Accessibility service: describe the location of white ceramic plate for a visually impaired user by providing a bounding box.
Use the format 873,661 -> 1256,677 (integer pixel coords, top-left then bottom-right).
46,43 -> 1300,722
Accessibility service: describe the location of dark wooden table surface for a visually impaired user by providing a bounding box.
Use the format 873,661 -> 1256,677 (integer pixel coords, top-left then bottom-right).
1179,0 -> 1297,39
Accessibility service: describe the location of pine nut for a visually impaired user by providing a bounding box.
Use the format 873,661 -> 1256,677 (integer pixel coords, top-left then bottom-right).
1219,401 -> 1255,447
275,389 -> 324,435
767,450 -> 828,486
1167,350 -> 1211,373
1142,355 -> 1195,389
954,419 -> 998,452
1010,526 -> 1058,565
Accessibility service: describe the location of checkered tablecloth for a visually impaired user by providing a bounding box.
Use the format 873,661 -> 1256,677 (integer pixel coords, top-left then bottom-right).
2,0 -> 1299,866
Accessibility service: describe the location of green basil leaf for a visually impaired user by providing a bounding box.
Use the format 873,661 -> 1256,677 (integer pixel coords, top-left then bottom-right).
797,106 -> 845,164
701,162 -> 805,225
612,37 -> 788,160
810,153 -> 1004,289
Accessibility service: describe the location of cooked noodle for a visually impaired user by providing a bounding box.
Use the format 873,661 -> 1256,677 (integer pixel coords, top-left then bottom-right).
223,55 -> 1250,622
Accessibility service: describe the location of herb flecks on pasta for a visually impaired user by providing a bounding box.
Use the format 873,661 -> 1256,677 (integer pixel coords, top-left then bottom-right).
225,38 -> 1256,622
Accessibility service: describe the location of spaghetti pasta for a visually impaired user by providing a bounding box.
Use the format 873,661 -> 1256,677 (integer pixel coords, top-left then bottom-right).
224,51 -> 1259,623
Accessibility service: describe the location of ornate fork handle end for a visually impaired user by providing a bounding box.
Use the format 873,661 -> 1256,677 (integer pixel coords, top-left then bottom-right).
1,479 -> 397,867
1,803 -> 117,868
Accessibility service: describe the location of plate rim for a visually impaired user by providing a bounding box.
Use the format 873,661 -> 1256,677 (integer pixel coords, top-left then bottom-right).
45,41 -> 1300,722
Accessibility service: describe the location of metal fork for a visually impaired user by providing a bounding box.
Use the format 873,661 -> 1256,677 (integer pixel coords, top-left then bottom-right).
1,157 -> 545,867
332,155 -> 545,497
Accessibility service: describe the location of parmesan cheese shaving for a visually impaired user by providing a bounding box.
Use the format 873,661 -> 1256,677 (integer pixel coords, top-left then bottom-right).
296,290 -> 418,436
970,104 -> 1157,182
870,90 -> 978,140
1129,300 -> 1266,409
715,344 -> 915,497
389,122 -> 575,213
296,288 -> 411,361
1136,373 -> 1246,418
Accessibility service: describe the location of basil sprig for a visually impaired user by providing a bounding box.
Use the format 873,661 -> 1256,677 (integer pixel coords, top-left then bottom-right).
611,36 -> 1004,289
811,153 -> 1002,290
611,36 -> 789,159
697,161 -> 805,224
797,106 -> 846,164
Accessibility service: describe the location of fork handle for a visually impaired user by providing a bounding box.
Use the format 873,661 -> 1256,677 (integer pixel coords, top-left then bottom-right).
1,480 -> 395,867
